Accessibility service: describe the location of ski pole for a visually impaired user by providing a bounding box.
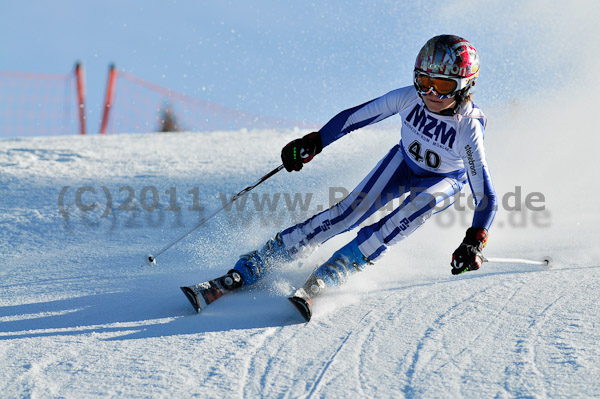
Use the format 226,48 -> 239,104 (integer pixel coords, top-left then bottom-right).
142,164 -> 285,267
484,256 -> 552,269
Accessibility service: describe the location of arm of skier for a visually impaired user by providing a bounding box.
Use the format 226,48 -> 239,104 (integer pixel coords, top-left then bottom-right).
281,88 -> 411,172
451,119 -> 497,274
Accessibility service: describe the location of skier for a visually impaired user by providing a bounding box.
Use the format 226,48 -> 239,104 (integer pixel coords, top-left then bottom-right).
183,34 -> 497,321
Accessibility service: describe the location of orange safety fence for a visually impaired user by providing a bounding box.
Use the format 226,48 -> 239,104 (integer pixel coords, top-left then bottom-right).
100,66 -> 315,134
0,63 -> 86,137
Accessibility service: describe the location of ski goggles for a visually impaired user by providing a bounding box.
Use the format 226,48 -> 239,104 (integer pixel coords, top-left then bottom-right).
414,71 -> 466,99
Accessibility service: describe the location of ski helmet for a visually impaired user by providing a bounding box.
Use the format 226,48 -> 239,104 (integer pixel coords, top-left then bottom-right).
413,35 -> 479,100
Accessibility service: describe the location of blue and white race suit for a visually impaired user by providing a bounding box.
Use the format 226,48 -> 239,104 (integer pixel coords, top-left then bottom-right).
280,86 -> 496,262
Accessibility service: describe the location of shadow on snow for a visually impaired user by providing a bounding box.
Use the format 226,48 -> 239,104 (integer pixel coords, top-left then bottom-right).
1,263 -> 595,341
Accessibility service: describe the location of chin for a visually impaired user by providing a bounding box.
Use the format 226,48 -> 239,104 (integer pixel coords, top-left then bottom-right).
424,97 -> 454,114
424,101 -> 442,112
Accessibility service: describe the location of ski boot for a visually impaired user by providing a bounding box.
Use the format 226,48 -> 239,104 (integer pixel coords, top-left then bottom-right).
232,232 -> 294,285
289,239 -> 371,321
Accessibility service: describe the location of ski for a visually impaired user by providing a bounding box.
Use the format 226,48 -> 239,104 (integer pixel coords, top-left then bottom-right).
180,271 -> 242,313
181,270 -> 316,321
288,288 -> 313,322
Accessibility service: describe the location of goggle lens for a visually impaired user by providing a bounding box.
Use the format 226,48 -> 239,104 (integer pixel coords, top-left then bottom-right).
416,74 -> 458,96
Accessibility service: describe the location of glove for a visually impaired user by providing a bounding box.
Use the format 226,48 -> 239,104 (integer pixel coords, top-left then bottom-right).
451,227 -> 488,275
281,132 -> 323,172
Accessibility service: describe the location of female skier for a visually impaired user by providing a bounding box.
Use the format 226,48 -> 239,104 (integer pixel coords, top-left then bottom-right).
183,34 -> 497,321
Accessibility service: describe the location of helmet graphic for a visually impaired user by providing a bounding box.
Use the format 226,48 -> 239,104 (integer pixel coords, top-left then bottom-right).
413,35 -> 479,99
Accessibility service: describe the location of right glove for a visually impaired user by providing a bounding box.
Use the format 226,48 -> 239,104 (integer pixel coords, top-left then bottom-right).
281,132 -> 323,172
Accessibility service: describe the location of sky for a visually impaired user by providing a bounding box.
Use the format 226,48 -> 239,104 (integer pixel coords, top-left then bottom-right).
1,0 -> 598,134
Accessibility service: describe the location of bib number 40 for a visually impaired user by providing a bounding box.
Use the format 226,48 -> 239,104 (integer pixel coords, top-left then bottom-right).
408,140 -> 441,169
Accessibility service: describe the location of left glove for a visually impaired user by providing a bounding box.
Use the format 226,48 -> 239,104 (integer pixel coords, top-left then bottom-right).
281,132 -> 323,172
451,227 -> 488,275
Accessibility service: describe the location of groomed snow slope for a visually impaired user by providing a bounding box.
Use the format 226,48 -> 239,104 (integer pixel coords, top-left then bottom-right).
1,99 -> 599,398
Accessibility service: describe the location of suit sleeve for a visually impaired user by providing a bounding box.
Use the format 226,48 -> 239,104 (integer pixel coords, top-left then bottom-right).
319,87 -> 415,148
458,118 -> 497,230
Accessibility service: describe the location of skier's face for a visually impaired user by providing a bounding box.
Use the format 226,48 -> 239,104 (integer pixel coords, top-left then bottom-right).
422,93 -> 456,114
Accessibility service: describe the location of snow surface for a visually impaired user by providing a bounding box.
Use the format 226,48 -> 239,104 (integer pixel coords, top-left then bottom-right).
1,94 -> 599,398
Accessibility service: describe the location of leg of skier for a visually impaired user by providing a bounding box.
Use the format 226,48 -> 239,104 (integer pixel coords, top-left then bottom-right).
231,145 -> 409,286
289,172 -> 464,320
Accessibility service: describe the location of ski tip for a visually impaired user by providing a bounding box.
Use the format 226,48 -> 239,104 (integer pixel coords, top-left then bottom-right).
288,295 -> 312,322
543,256 -> 553,269
180,286 -> 202,313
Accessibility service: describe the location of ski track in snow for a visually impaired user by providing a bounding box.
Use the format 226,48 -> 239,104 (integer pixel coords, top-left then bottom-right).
402,284 -> 496,398
1,130 -> 599,398
510,294 -> 565,399
501,272 -> 598,399
304,309 -> 375,398
238,326 -> 282,397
